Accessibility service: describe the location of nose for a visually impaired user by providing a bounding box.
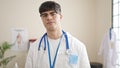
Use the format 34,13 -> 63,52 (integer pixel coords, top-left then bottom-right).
46,14 -> 52,21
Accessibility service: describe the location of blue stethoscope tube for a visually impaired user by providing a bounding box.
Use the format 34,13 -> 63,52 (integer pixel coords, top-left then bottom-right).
38,30 -> 69,51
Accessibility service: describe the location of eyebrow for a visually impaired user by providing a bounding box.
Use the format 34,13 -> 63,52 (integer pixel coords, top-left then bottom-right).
40,11 -> 57,16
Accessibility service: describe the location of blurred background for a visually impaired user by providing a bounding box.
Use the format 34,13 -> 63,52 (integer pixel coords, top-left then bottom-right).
0,0 -> 112,68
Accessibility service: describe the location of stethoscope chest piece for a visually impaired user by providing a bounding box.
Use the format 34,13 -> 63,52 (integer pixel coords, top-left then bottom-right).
66,49 -> 71,55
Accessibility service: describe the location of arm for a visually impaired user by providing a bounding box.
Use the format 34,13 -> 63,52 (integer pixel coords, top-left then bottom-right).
79,44 -> 91,68
25,46 -> 33,68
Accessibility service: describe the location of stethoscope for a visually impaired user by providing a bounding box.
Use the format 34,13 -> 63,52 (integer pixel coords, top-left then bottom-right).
38,30 -> 69,51
37,30 -> 71,68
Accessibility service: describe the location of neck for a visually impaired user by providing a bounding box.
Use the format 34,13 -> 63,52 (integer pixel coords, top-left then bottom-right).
47,29 -> 62,40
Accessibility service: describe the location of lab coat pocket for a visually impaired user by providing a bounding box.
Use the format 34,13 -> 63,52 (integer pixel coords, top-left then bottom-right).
69,54 -> 78,64
68,54 -> 79,68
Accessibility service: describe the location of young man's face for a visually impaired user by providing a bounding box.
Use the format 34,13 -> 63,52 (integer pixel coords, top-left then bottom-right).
40,10 -> 62,31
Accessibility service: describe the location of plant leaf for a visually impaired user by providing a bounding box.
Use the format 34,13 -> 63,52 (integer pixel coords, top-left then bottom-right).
0,41 -> 12,58
0,55 -> 16,66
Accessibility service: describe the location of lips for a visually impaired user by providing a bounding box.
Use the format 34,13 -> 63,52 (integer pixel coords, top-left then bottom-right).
47,22 -> 54,25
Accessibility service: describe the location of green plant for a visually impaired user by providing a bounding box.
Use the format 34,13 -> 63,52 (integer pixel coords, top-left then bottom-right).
0,41 -> 16,68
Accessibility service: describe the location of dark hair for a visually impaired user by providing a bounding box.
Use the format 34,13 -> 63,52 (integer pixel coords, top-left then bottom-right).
39,1 -> 61,14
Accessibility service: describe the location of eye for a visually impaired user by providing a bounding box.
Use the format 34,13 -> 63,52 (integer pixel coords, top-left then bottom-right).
50,12 -> 57,16
40,13 -> 48,17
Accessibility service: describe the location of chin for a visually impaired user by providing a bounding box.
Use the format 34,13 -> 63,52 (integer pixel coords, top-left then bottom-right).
47,28 -> 57,31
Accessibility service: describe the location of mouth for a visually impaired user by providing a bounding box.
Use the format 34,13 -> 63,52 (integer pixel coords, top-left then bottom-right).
47,22 -> 54,25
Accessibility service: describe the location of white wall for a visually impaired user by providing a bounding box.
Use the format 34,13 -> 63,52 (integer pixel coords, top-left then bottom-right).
0,0 -> 111,68
96,0 -> 112,63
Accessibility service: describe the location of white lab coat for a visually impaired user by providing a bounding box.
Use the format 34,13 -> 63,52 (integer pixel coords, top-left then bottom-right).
25,33 -> 91,68
98,29 -> 119,68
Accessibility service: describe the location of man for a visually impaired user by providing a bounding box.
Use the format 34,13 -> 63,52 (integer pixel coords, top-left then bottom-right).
25,1 -> 91,68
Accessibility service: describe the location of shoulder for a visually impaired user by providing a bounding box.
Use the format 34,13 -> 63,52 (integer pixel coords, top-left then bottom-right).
66,32 -> 86,51
29,39 -> 39,48
66,32 -> 85,46
28,38 -> 41,53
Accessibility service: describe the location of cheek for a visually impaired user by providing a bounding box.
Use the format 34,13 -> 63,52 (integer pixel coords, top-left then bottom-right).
41,19 -> 46,26
56,16 -> 61,22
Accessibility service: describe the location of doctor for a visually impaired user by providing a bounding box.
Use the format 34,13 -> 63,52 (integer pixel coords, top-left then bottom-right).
25,1 -> 91,68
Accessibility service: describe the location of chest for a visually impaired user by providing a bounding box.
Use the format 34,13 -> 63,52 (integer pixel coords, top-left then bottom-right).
34,45 -> 79,68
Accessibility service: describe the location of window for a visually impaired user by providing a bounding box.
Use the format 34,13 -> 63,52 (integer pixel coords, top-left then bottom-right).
112,0 -> 120,67
113,0 -> 120,48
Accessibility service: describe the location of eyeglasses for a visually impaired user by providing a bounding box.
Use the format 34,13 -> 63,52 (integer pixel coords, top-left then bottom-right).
40,11 -> 57,18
